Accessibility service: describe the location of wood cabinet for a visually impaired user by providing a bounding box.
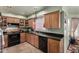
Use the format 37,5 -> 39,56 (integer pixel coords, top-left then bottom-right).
44,11 -> 60,29
33,35 -> 39,48
20,33 -> 26,43
26,33 -> 39,48
30,34 -> 35,45
28,18 -> 35,29
4,34 -> 8,48
26,33 -> 31,43
48,38 -> 60,53
20,19 -> 25,27
30,34 -> 39,48
2,17 -> 7,28
15,18 -> 20,23
7,17 -> 19,23
44,14 -> 51,28
25,20 -> 28,26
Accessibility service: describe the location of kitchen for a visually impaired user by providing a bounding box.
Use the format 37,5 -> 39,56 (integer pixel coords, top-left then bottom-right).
0,6 -> 64,53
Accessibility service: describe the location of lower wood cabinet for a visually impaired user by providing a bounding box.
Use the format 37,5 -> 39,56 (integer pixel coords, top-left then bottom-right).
20,33 -> 26,43
3,32 -> 62,53
26,33 -> 61,53
30,34 -> 35,46
48,38 -> 60,53
34,35 -> 39,48
4,34 -> 8,48
26,34 -> 39,48
26,33 -> 32,44
30,34 -> 39,48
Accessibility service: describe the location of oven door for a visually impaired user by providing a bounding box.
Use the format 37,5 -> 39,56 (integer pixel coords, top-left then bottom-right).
8,33 -> 20,47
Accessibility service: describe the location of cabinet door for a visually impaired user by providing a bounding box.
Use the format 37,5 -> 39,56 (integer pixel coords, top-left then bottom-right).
44,14 -> 51,28
20,19 -> 25,27
7,17 -> 14,23
34,35 -> 39,48
4,35 -> 8,48
20,33 -> 26,43
28,19 -> 33,27
44,11 -> 60,29
26,33 -> 31,43
28,34 -> 39,48
25,20 -> 28,26
25,33 -> 28,42
50,11 -> 60,28
14,18 -> 20,23
30,34 -> 35,45
48,38 -> 60,53
28,18 -> 35,29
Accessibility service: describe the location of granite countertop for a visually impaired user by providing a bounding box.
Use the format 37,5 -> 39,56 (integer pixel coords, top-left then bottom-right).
29,31 -> 64,41
3,28 -> 64,41
20,29 -> 64,40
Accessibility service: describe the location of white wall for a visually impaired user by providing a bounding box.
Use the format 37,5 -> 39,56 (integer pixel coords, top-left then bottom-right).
62,6 -> 76,53
64,17 -> 71,53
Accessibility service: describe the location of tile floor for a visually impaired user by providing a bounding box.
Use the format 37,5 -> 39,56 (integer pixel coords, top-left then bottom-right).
3,42 -> 43,53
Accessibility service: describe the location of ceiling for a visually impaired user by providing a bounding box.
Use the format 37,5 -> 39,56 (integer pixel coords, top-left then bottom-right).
1,6 -> 79,18
63,6 -> 79,15
0,6 -> 47,17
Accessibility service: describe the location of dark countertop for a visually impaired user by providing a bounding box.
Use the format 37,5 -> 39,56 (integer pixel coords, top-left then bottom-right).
3,30 -> 64,41
3,31 -> 20,35
28,31 -> 64,41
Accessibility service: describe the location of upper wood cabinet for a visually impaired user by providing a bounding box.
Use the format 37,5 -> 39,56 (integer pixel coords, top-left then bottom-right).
28,18 -> 35,29
19,19 -> 25,27
7,17 -> 20,23
25,20 -> 28,26
44,13 -> 51,28
44,11 -> 60,29
48,38 -> 60,53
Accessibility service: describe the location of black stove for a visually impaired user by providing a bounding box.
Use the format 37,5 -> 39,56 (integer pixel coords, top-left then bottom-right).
8,32 -> 20,47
